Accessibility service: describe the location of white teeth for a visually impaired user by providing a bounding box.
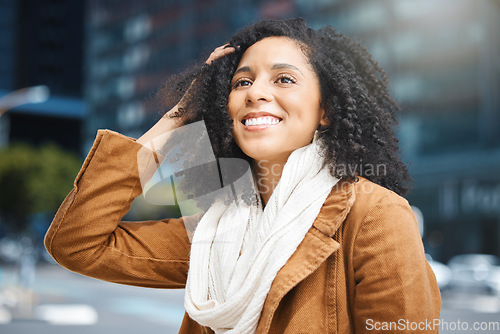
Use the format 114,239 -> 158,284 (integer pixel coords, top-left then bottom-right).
244,116 -> 280,126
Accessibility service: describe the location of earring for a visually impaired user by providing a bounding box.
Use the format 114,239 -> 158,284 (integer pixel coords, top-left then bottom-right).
313,130 -> 320,142
313,127 -> 329,142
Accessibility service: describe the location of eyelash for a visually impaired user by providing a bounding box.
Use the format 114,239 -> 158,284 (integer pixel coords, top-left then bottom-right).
233,78 -> 252,88
276,74 -> 297,84
232,74 -> 297,88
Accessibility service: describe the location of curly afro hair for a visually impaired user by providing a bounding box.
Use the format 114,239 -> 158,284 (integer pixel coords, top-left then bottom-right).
156,17 -> 411,208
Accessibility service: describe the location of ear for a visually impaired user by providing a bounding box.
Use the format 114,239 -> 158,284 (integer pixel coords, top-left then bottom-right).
319,108 -> 329,127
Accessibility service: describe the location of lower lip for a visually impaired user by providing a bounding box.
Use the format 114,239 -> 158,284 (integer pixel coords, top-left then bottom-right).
242,121 -> 281,131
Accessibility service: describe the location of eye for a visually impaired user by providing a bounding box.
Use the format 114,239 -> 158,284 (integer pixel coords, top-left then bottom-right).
233,78 -> 252,88
276,74 -> 297,84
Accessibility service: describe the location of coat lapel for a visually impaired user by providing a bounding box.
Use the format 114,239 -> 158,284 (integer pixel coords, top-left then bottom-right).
256,180 -> 356,333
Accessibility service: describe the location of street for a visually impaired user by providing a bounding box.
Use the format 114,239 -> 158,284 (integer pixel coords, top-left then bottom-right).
1,263 -> 500,334
0,263 -> 185,334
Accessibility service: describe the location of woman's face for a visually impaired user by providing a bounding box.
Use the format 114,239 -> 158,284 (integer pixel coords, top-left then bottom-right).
228,36 -> 327,163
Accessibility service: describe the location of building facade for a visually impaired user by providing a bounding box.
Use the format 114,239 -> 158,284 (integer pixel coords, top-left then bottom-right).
0,0 -> 85,153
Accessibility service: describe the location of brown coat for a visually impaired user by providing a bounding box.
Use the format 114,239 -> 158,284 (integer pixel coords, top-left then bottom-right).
45,130 -> 441,334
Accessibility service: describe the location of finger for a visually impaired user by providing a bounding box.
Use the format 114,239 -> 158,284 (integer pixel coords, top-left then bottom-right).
206,44 -> 236,65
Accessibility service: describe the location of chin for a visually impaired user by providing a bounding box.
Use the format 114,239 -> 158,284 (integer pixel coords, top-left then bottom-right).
235,136 -> 302,162
235,138 -> 269,159
241,149 -> 271,162
241,146 -> 291,164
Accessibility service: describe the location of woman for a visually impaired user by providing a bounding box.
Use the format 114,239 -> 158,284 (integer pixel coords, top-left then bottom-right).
45,18 -> 440,333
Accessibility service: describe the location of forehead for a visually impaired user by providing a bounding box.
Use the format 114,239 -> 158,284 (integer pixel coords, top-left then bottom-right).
237,37 -> 310,68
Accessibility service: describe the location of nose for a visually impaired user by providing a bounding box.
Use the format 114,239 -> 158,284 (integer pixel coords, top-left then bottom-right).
246,79 -> 272,104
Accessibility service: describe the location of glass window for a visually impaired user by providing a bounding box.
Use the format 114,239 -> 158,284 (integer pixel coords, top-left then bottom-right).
418,109 -> 479,155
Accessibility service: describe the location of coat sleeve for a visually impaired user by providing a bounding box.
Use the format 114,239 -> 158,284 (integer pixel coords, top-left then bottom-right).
44,130 -> 194,289
351,192 -> 441,333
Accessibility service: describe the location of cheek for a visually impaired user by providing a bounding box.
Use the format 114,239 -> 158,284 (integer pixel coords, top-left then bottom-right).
288,100 -> 322,125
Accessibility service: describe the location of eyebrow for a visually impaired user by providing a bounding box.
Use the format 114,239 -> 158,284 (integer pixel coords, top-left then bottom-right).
271,63 -> 303,75
233,63 -> 304,76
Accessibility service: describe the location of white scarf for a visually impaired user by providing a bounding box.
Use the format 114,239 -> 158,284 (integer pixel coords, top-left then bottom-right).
184,140 -> 339,334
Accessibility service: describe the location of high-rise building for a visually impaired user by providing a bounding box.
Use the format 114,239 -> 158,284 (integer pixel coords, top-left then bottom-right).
0,0 -> 85,153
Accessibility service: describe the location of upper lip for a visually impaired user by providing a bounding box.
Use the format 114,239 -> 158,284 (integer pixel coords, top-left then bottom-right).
241,112 -> 282,121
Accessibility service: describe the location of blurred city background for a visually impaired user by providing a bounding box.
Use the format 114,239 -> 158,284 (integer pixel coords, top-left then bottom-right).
0,0 -> 499,333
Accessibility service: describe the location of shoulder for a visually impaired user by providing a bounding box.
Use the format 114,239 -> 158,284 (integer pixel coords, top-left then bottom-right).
315,177 -> 412,238
336,177 -> 419,249
344,177 -> 423,259
353,176 -> 409,207
348,176 -> 412,225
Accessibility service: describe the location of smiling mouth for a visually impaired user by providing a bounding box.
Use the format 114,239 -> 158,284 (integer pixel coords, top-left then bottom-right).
242,116 -> 282,127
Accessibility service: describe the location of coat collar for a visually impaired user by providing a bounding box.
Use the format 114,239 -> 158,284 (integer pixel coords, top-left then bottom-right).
256,179 -> 356,333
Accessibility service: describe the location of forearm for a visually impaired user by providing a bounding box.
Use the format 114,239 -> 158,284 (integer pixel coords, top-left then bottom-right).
137,104 -> 184,148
